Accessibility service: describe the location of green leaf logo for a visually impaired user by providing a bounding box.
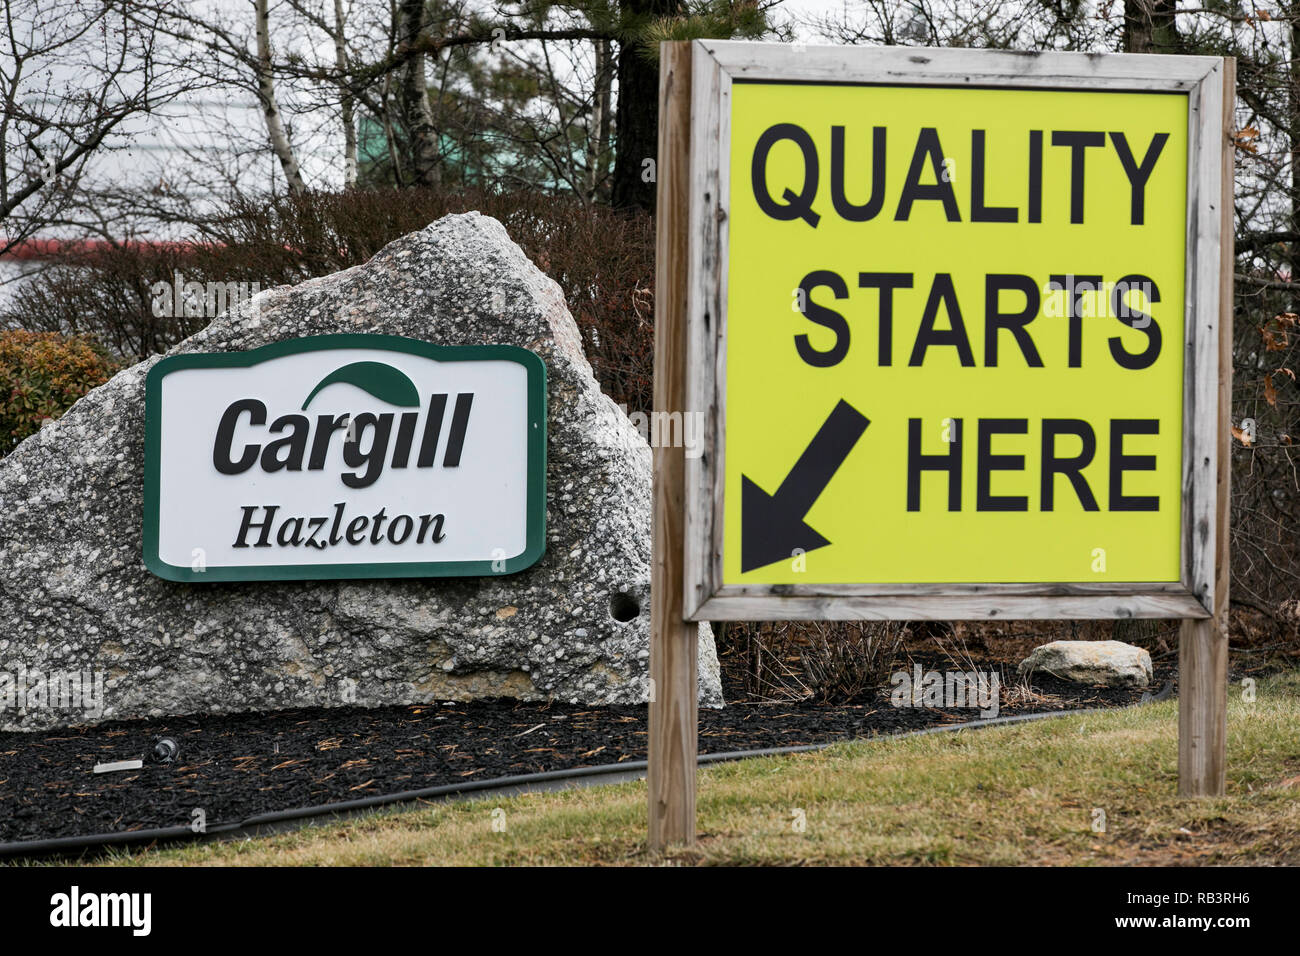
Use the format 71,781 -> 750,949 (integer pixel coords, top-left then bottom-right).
302,362 -> 420,409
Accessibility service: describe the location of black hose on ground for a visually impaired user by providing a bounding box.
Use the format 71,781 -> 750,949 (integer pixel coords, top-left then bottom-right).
0,702 -> 1149,860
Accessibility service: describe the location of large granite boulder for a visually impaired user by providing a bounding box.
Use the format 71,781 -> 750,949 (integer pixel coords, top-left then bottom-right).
0,213 -> 722,731
1017,640 -> 1152,688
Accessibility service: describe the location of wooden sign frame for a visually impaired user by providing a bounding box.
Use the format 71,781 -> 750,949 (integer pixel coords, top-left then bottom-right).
651,41 -> 1235,848
679,41 -> 1232,624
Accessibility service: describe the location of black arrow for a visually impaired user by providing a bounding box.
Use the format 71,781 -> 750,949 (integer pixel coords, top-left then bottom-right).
741,399 -> 870,574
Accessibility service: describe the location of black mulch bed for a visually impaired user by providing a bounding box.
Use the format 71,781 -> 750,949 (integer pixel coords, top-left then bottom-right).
0,655 -> 1174,845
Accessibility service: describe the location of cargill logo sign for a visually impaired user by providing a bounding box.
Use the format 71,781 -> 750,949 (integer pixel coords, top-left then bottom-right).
144,335 -> 547,582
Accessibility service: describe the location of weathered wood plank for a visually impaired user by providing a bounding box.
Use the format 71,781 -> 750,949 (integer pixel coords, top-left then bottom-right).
695,591 -> 1210,622
649,40 -> 698,850
1178,57 -> 1234,798
701,40 -> 1220,90
683,44 -> 727,620
1184,61 -> 1228,616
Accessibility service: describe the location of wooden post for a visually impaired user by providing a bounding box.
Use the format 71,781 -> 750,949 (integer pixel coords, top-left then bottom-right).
1179,58 -> 1234,797
648,41 -> 697,849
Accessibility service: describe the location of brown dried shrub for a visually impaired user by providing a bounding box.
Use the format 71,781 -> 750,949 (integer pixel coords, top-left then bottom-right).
3,187 -> 655,413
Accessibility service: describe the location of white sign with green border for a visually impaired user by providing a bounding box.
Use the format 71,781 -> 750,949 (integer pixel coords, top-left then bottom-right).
144,334 -> 547,582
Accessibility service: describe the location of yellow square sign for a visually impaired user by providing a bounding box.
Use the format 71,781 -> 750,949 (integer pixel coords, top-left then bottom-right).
723,82 -> 1189,586
675,45 -> 1229,620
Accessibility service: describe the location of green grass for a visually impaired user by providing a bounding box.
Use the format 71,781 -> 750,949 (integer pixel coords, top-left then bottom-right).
30,670 -> 1300,866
